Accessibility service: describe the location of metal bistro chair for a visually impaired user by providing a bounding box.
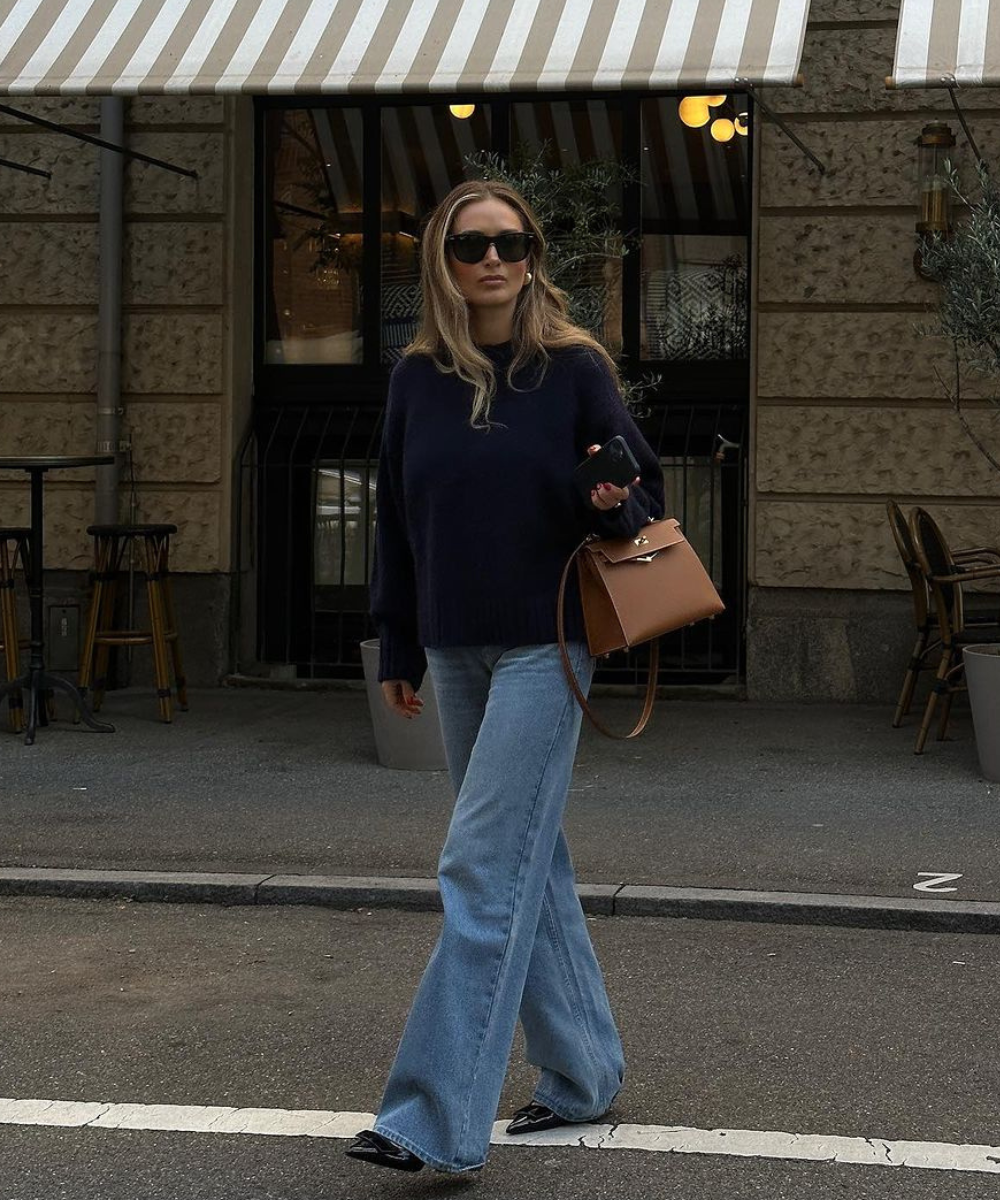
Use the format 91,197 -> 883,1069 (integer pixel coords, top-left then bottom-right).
0,527 -> 31,732
886,499 -> 1000,726
77,524 -> 188,723
909,507 -> 1000,754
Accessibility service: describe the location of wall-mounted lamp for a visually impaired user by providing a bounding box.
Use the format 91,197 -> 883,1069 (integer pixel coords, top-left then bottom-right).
916,122 -> 956,238
914,122 -> 956,277
449,104 -> 476,119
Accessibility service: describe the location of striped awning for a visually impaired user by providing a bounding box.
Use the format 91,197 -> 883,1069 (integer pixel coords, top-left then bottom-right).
0,0 -> 812,96
891,0 -> 1000,87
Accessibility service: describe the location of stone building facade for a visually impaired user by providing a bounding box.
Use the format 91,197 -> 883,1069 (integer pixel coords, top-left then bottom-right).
0,94 -> 252,683
1,0 -> 996,701
750,0 -> 1000,700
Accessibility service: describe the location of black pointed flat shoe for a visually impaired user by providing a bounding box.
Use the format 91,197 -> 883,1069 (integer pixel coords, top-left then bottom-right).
344,1129 -> 424,1171
505,1102 -> 596,1136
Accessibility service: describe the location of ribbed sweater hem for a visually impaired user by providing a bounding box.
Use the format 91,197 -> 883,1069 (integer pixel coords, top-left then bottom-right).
419,590 -> 588,649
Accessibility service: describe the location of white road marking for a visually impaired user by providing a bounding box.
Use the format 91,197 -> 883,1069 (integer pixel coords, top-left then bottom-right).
1,1098 -> 999,1174
914,872 -> 963,893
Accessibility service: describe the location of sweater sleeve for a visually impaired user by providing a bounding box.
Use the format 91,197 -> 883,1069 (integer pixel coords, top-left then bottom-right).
575,351 -> 666,539
369,365 -> 427,692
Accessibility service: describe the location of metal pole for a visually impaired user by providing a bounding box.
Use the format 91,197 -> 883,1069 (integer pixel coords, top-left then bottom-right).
24,466 -> 47,742
948,88 -> 985,168
746,85 -> 828,176
95,97 -> 123,526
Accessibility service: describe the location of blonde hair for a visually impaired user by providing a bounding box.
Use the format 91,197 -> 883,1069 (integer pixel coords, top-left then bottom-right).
407,179 -> 621,428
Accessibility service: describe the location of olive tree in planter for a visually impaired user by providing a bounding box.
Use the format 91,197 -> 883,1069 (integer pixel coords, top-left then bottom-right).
920,160 -> 1000,780
920,161 -> 1000,471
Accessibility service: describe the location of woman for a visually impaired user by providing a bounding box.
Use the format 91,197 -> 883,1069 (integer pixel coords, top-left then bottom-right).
346,179 -> 665,1176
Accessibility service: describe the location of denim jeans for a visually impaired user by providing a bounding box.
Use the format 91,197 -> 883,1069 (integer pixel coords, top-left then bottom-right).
372,642 -> 625,1173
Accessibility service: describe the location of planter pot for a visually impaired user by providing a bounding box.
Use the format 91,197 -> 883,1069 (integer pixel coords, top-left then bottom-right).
963,644 -> 1000,783
360,639 -> 447,771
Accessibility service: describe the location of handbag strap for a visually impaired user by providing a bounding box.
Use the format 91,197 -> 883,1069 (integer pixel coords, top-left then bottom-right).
557,538 -> 659,740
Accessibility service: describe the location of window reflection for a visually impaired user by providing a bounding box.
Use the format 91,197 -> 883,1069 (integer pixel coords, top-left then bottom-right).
641,96 -> 749,361
262,98 -> 752,370
511,100 -> 623,354
315,464 -> 377,588
381,104 -> 492,363
266,108 -> 364,365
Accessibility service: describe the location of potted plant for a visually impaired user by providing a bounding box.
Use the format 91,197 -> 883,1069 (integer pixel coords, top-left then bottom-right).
920,159 -> 1000,780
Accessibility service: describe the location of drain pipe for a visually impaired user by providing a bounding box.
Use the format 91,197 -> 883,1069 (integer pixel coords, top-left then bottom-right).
95,96 -> 123,524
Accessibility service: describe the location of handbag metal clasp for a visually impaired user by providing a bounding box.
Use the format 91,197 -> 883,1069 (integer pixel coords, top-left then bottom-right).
634,535 -> 649,547
635,553 -> 657,563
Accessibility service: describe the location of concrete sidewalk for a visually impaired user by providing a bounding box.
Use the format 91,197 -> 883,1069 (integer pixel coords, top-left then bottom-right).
1,684 -> 997,927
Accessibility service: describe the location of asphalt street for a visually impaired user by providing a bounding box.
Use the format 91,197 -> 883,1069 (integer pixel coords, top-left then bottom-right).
2,896 -> 999,1198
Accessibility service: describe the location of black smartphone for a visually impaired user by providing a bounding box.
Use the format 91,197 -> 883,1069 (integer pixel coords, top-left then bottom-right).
574,435 -> 641,493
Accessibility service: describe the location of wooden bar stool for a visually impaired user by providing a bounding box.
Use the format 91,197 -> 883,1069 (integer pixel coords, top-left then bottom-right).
77,524 -> 188,722
0,527 -> 31,732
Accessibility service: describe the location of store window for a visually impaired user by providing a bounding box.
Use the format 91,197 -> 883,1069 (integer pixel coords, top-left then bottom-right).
264,107 -> 364,365
259,96 -> 751,377
254,97 -> 750,680
380,103 -> 492,363
640,95 -> 750,361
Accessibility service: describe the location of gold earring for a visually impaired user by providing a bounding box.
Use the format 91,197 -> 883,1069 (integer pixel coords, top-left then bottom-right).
525,271 -> 533,283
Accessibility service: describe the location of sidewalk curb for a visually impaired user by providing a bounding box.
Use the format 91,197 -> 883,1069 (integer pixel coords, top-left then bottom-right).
2,868 -> 999,933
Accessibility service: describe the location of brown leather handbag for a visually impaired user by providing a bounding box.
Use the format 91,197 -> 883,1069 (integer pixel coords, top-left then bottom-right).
556,518 -> 725,739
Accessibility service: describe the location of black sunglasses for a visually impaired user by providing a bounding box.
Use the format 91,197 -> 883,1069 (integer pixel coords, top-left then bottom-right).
445,230 -> 535,264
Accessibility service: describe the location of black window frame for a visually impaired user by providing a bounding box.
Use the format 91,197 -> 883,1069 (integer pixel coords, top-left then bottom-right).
254,90 -> 753,407
250,91 -> 753,680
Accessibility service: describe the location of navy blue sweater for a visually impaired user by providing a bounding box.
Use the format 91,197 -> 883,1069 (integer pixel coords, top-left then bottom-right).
370,343 -> 666,690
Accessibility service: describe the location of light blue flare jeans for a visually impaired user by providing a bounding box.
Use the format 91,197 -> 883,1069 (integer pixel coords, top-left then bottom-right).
372,642 -> 625,1173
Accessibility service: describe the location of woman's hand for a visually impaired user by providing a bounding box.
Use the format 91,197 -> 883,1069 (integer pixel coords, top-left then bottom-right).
586,444 -> 640,512
381,680 -> 424,720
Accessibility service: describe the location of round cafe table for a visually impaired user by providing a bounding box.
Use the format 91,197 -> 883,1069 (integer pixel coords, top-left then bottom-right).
0,455 -> 116,744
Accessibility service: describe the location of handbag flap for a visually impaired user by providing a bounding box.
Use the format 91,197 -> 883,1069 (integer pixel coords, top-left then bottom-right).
586,518 -> 686,565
